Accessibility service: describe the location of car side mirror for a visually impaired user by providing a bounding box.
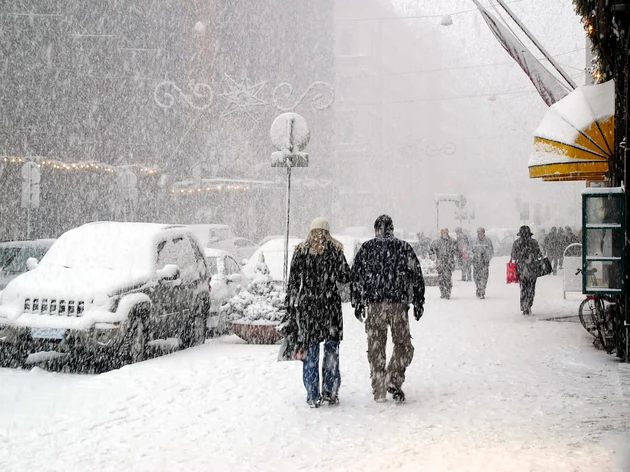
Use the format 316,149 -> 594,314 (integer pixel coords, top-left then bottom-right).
26,257 -> 39,271
157,264 -> 180,281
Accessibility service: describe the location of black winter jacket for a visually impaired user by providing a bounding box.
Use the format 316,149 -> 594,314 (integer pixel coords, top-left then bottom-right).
286,240 -> 351,345
351,235 -> 425,306
511,236 -> 542,280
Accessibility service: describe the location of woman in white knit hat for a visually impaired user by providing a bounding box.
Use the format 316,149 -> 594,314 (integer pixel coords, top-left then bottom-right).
285,217 -> 351,408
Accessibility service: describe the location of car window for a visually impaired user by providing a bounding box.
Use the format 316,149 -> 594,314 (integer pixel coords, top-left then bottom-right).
173,237 -> 200,273
206,257 -> 219,275
156,240 -> 177,269
2,246 -> 50,273
0,247 -> 21,270
225,256 -> 240,275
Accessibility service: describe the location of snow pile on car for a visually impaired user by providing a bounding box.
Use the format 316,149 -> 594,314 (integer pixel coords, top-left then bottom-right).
220,254 -> 285,324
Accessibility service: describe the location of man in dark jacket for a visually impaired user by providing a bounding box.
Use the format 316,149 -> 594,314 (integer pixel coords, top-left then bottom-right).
471,227 -> 494,299
511,225 -> 543,315
351,215 -> 425,403
430,228 -> 458,299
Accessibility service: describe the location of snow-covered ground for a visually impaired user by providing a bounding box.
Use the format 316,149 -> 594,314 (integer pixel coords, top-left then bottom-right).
1,257 -> 629,471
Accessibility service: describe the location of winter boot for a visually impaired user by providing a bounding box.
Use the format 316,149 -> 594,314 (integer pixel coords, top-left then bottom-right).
308,397 -> 322,408
321,391 -> 339,405
387,385 -> 406,403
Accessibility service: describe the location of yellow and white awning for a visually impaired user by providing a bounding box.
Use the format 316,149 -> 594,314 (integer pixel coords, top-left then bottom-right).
528,80 -> 614,182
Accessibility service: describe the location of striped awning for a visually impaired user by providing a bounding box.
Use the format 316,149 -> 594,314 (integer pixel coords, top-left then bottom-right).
528,80 -> 614,182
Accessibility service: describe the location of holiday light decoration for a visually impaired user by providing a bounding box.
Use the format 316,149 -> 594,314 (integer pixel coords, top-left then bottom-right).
1,157 -> 160,175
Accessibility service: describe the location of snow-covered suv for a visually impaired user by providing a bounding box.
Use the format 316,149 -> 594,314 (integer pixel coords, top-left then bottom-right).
0,222 -> 211,368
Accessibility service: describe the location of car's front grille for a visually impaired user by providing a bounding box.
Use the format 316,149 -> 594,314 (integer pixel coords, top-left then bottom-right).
24,298 -> 85,317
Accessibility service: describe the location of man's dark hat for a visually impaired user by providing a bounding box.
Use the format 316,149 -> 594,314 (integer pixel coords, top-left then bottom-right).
517,225 -> 532,237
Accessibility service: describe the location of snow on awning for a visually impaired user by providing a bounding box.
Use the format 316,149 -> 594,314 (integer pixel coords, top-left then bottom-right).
528,80 -> 614,182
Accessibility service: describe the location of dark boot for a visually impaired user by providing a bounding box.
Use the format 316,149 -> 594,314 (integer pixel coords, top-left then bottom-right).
387,385 -> 406,403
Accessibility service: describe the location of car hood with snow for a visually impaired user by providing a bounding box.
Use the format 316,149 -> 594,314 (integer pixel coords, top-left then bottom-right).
0,222 -> 183,327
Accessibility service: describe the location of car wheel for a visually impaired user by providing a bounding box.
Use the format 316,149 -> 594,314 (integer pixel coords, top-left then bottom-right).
0,342 -> 28,369
122,316 -> 146,365
181,299 -> 209,348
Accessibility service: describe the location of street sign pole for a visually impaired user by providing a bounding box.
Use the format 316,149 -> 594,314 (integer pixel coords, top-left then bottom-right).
270,112 -> 310,290
284,164 -> 292,287
21,161 -> 40,239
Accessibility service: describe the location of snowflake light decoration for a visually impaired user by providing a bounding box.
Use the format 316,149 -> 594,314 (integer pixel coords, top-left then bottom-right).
218,75 -> 268,120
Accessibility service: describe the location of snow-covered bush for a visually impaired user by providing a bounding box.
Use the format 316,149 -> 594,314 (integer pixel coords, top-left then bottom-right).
220,254 -> 286,325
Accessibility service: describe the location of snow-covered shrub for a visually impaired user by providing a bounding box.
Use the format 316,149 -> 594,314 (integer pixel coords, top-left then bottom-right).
220,253 -> 286,325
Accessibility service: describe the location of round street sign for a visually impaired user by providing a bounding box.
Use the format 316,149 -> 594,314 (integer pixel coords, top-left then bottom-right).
270,112 -> 310,152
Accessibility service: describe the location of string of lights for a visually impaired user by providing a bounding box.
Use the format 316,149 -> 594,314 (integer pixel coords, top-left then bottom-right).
0,156 -> 160,175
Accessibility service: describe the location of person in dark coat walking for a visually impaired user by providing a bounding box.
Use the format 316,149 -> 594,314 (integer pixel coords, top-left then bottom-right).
351,215 -> 425,403
471,227 -> 494,299
286,217 -> 351,408
511,225 -> 543,315
544,226 -> 561,275
430,228 -> 458,299
455,227 -> 472,281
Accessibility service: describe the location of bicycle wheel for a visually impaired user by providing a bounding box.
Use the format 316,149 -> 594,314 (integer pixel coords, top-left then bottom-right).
592,297 -> 610,352
578,298 -> 598,337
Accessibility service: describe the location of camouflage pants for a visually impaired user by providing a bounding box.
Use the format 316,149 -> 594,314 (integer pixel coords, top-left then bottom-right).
365,303 -> 414,400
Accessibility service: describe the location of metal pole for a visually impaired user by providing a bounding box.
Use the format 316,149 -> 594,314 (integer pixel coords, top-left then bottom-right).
436,201 -> 440,234
283,165 -> 291,290
494,0 -> 577,90
283,116 -> 296,290
26,207 -> 31,240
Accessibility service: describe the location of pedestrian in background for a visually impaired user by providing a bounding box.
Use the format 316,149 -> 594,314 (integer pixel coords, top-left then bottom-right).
430,228 -> 458,299
471,227 -> 494,299
510,225 -> 543,316
544,226 -> 561,275
557,227 -> 567,270
286,217 -> 351,408
455,227 -> 472,282
352,215 -> 425,403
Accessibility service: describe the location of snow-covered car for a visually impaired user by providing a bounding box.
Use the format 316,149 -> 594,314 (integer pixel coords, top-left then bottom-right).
0,222 -> 211,368
207,237 -> 259,262
205,248 -> 249,335
242,237 -> 304,285
0,239 -> 56,291
184,224 -> 235,247
257,234 -> 300,247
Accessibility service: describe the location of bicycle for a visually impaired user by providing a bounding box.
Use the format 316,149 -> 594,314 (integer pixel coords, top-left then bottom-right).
577,267 -> 618,354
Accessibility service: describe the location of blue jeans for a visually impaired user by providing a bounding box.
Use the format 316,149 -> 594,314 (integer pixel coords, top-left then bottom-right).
302,340 -> 340,403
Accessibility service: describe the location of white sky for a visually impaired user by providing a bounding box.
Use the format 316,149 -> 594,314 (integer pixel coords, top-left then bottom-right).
383,0 -> 588,232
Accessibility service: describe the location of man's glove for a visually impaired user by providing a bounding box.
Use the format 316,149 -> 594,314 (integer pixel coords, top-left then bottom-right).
354,304 -> 366,323
413,303 -> 424,321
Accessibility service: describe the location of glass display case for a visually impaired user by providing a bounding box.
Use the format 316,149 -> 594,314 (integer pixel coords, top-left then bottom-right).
581,187 -> 625,294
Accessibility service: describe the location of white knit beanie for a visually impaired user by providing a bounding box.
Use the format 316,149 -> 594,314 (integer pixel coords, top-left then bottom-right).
310,217 -> 330,232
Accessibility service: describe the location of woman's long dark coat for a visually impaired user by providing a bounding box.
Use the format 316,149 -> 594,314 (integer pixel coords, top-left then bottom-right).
286,240 -> 351,345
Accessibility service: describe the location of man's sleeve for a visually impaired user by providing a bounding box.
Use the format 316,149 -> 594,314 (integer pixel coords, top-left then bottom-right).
408,245 -> 425,305
350,246 -> 365,307
337,247 -> 351,284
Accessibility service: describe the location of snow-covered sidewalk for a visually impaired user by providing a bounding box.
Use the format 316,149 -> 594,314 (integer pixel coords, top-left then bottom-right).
1,257 -> 629,471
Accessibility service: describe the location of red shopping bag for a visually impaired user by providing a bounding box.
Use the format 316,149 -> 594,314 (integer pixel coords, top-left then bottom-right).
506,259 -> 519,284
